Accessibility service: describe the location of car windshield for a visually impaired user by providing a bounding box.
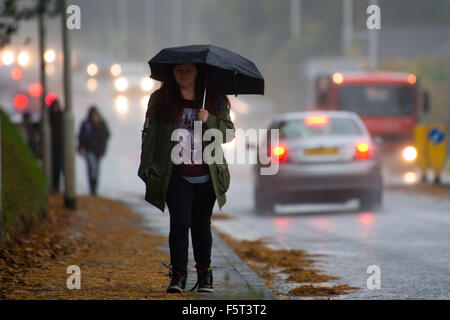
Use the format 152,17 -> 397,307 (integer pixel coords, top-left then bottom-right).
278,117 -> 363,138
338,85 -> 414,116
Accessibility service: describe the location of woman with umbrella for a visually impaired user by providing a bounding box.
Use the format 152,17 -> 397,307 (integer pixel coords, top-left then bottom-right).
138,45 -> 264,293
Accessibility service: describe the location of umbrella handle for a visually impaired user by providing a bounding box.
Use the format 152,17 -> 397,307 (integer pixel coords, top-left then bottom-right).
233,70 -> 238,97
201,72 -> 208,109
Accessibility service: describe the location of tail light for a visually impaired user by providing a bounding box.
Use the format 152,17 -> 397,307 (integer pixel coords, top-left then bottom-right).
355,142 -> 371,160
271,145 -> 287,162
13,94 -> 28,110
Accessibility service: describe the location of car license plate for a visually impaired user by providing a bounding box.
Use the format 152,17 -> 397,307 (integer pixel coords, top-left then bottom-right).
305,147 -> 340,156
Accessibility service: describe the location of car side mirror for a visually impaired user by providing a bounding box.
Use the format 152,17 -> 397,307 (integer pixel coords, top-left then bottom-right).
423,90 -> 430,114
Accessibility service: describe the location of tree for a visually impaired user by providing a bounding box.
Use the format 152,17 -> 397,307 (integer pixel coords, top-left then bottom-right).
0,0 -> 60,48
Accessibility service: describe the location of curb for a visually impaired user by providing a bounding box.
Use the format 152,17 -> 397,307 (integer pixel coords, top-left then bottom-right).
211,231 -> 277,300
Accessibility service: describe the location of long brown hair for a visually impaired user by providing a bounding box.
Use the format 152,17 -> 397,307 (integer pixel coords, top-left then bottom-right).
153,64 -> 230,123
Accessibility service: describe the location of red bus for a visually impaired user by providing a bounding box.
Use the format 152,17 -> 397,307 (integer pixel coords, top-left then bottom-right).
314,71 -> 430,175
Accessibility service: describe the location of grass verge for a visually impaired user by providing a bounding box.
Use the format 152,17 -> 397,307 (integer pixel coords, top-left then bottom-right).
1,109 -> 48,239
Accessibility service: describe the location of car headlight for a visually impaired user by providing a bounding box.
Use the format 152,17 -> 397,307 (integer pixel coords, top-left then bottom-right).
140,77 -> 154,92
402,146 -> 417,162
403,171 -> 417,184
115,95 -> 128,114
115,77 -> 128,92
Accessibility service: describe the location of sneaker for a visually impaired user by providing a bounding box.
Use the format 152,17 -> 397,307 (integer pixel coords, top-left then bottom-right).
197,267 -> 213,292
167,270 -> 186,293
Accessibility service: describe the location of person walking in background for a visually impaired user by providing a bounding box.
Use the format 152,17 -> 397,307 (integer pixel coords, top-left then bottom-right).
49,99 -> 64,192
78,106 -> 110,196
22,111 -> 40,158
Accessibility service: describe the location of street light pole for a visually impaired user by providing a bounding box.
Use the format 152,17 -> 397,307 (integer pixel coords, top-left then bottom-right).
61,0 -> 76,210
368,0 -> 379,70
172,0 -> 183,44
38,0 -> 52,189
290,0 -> 301,39
116,0 -> 127,60
342,0 -> 353,56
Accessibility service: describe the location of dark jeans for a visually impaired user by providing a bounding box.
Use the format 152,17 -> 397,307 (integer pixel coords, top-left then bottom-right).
51,147 -> 63,192
165,172 -> 216,277
85,151 -> 100,195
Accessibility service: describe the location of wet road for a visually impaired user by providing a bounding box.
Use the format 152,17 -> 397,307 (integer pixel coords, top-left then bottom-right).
213,164 -> 450,299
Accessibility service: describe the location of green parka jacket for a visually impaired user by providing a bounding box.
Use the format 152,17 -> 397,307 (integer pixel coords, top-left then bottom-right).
137,89 -> 235,213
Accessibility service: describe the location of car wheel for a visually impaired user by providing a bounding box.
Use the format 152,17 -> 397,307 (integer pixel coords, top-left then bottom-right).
360,188 -> 383,211
254,188 -> 274,215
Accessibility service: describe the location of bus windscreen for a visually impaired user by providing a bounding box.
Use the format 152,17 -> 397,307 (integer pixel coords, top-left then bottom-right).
338,85 -> 414,116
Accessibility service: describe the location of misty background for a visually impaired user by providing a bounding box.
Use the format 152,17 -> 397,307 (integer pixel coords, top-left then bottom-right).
2,0 -> 450,196
6,0 -> 450,116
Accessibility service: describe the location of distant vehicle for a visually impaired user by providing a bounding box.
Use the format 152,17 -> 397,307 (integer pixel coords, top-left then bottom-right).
73,57 -> 155,96
112,62 -> 154,94
254,111 -> 383,214
313,71 -> 429,176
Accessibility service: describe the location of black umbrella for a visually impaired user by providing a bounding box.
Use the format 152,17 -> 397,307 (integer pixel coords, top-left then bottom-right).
148,44 -> 264,108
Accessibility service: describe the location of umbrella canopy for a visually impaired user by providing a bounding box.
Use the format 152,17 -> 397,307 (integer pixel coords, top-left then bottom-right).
148,44 -> 264,96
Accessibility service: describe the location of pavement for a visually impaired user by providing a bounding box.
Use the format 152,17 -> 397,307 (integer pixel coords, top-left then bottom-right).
120,196 -> 277,300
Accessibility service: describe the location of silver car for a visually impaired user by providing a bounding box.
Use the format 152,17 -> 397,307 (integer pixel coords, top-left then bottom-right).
254,111 -> 383,214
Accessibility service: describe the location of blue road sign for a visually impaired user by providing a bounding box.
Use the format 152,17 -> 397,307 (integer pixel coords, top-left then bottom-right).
428,128 -> 445,145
